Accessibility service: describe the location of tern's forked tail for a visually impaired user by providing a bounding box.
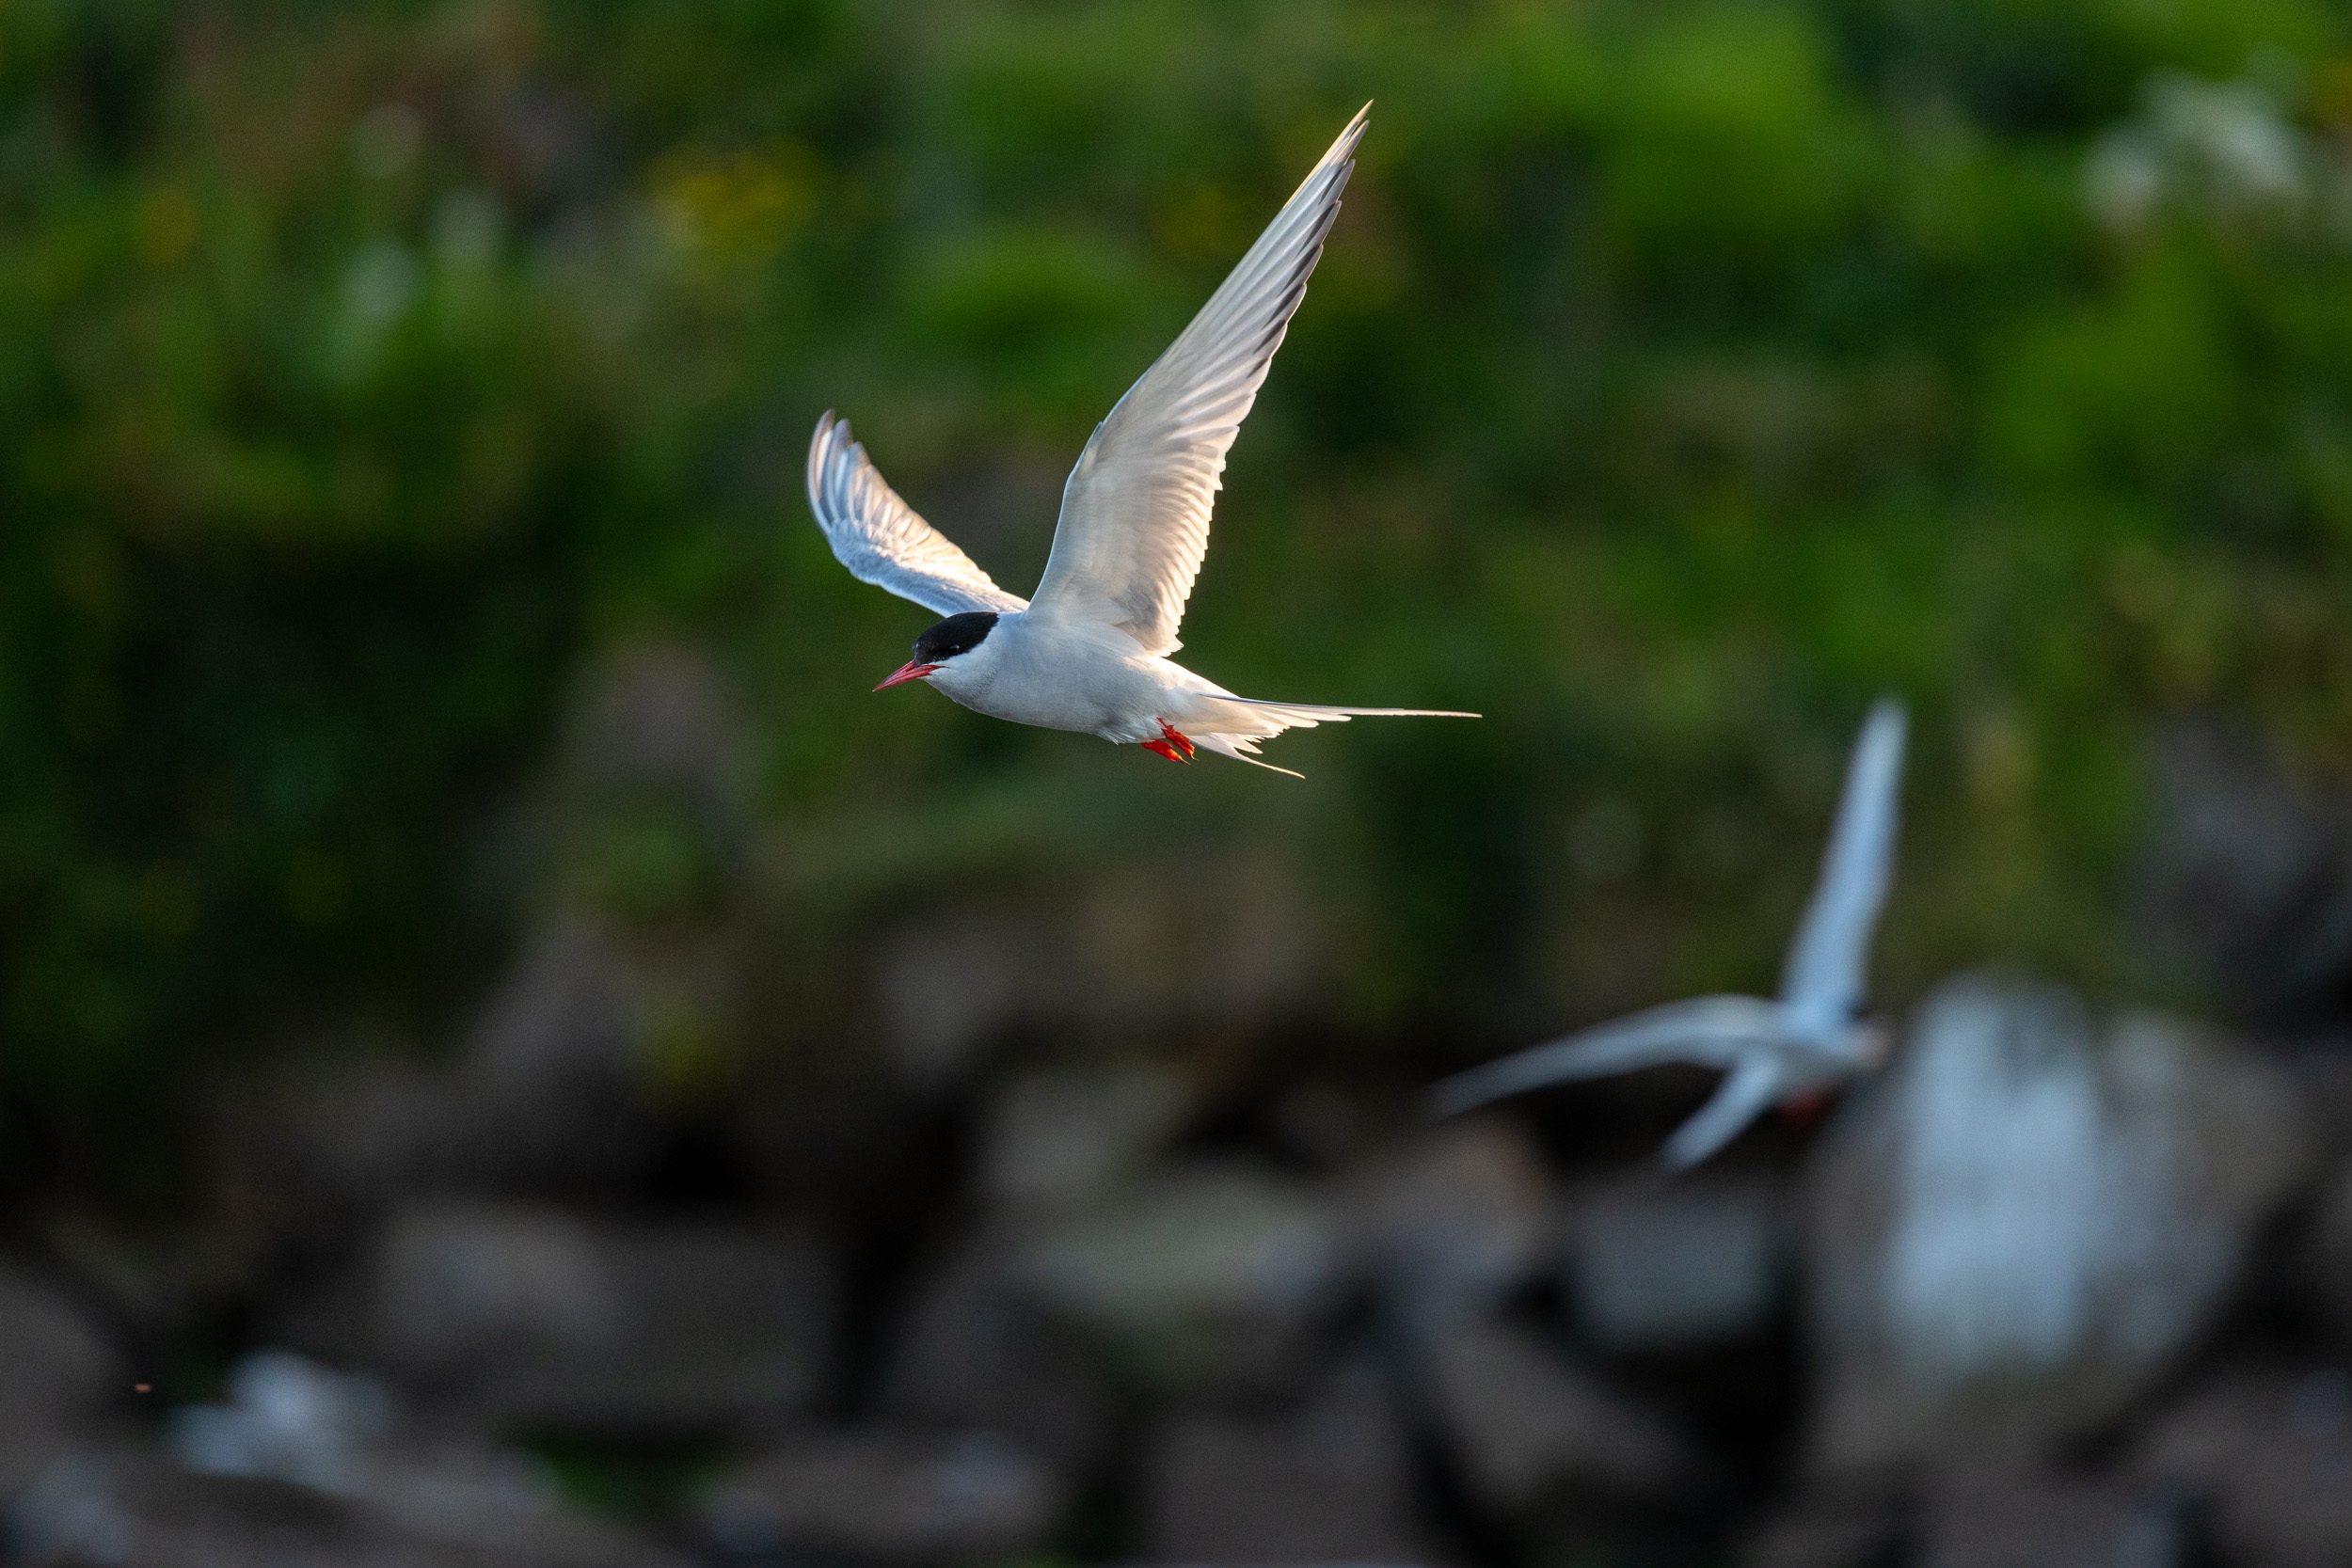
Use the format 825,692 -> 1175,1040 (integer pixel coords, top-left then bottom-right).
1167,694 -> 1478,779
1213,695 -> 1483,723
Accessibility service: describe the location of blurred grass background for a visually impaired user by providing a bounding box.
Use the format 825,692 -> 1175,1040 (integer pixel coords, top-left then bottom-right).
8,0 -> 2352,1179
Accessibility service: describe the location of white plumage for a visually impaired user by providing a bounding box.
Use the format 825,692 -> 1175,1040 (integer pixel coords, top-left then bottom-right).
805,106 -> 1474,776
1433,700 -> 1910,1167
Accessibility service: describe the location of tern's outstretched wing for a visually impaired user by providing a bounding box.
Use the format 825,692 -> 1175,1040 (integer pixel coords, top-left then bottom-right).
1025,106 -> 1367,656
1661,1054 -> 1783,1169
1428,995 -> 1783,1118
1779,698 -> 1907,1037
806,413 -> 1029,618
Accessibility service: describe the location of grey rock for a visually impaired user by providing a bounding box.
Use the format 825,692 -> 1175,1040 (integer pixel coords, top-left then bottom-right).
1339,1117 -> 1555,1327
871,855 -> 1323,1089
0,1264 -> 121,1498
167,1352 -> 389,1490
363,1203 -> 834,1434
13,1455 -> 456,1568
1805,974 -> 2312,1475
1138,1359 -> 1440,1564
876,1234 -> 1116,1471
2137,724 -> 2352,1021
1739,1493 -> 1904,1568
2131,1369 -> 2352,1568
2302,1158 -> 2352,1348
20,1213 -> 207,1344
347,1439 -> 692,1568
2285,1049 -> 2352,1188
977,1064 -> 1196,1217
699,1429 -> 1068,1562
1415,1313 -> 1695,1519
1265,1076 -> 1383,1167
9,1446 -> 686,1568
437,642 -> 753,1192
1565,1177 -> 1789,1355
451,917 -> 669,1193
212,1051 -> 459,1217
1018,1163 -> 1345,1397
162,1350 -> 688,1567
1916,1475 -> 2185,1568
871,916 -> 1043,1090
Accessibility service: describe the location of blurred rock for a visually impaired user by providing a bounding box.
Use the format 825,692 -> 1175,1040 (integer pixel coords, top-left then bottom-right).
212,654 -> 752,1208
350,1438 -> 692,1568
1915,1475 -> 2185,1568
872,855 -> 1322,1089
14,1453 -> 455,1568
1018,1163 -> 1345,1397
698,1429 -> 1067,1562
451,916 -> 669,1194
1339,1117 -> 1555,1328
1139,1358 -> 1439,1564
1565,1177 -> 1789,1355
876,1233 -> 1116,1471
2138,723 -> 2352,1022
977,1063 -> 1196,1216
0,1264 -> 121,1498
211,1051 -> 459,1221
361,1203 -> 834,1434
1266,1075 -> 1385,1167
872,915 -> 1045,1090
1806,974 -> 2312,1476
1415,1313 -> 1696,1520
2302,1159 -> 2352,1348
418,641 -> 755,1195
2131,1369 -> 2352,1568
1739,1493 -> 1905,1568
9,1446 -> 686,1568
2284,1048 -> 2352,1187
168,1352 -> 389,1490
165,1349 -> 691,1568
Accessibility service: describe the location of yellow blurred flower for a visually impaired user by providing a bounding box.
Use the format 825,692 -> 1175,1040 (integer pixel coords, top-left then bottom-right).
655,143 -> 815,266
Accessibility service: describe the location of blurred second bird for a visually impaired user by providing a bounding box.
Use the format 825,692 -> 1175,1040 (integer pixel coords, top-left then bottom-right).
1435,699 -> 1910,1166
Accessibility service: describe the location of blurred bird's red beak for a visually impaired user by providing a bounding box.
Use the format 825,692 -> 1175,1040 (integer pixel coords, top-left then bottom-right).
874,660 -> 940,691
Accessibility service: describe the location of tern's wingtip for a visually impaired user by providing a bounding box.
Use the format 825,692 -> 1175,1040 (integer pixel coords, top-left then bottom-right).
1425,1074 -> 1496,1120
1329,103 -> 1372,154
1659,1128 -> 1716,1171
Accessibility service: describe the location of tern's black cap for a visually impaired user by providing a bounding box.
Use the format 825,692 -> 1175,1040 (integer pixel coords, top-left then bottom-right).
914,611 -> 998,664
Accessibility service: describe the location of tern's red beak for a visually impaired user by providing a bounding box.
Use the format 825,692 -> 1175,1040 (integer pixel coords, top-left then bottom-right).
874,660 -> 941,691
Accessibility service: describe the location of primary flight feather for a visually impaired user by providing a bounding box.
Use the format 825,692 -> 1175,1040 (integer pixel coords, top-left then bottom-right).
806,106 -> 1474,775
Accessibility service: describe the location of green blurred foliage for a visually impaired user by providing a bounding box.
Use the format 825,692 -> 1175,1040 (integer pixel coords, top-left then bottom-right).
8,0 -> 2352,1117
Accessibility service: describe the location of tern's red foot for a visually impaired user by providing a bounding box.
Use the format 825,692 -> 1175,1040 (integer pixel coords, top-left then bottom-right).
1142,737 -> 1190,764
1155,721 -> 1197,761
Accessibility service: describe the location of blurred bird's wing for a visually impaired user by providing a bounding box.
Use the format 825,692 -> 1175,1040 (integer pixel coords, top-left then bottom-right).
806,413 -> 1029,618
1661,1053 -> 1783,1169
1778,698 -> 1907,1038
1428,995 -> 1784,1117
1025,106 -> 1366,656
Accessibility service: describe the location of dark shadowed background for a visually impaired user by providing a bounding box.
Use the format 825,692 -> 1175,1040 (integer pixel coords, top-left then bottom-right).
8,2 -> 2352,1565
